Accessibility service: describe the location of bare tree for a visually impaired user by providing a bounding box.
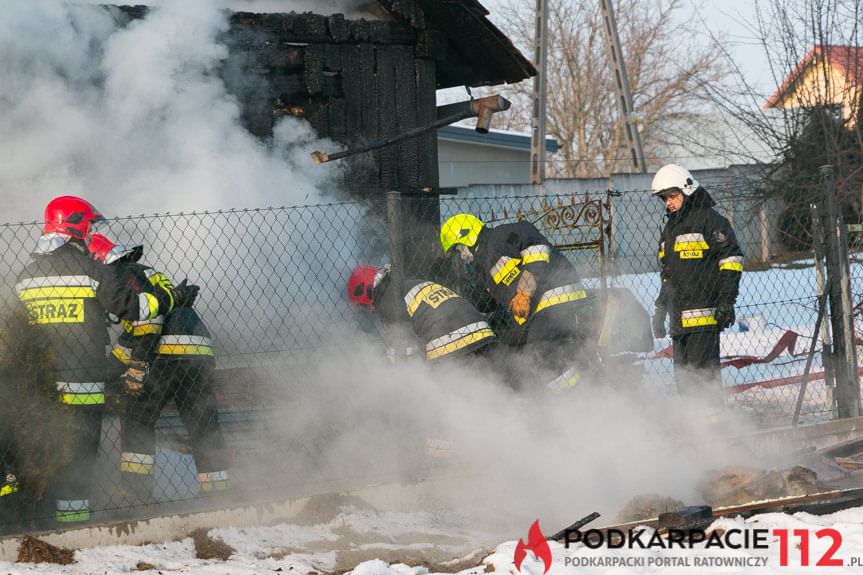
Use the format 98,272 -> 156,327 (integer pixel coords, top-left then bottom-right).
699,0 -> 862,249
493,0 -> 730,177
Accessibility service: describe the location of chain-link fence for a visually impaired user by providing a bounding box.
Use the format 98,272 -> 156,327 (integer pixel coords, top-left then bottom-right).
1,168 -> 860,534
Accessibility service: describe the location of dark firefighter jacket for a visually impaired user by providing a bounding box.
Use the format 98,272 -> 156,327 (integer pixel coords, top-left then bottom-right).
472,221 -> 588,327
15,242 -> 170,405
376,275 -> 495,361
156,306 -> 215,362
657,187 -> 744,336
111,261 -> 175,366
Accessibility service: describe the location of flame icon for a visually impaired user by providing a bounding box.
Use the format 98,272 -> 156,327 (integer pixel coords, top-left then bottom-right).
514,520 -> 552,574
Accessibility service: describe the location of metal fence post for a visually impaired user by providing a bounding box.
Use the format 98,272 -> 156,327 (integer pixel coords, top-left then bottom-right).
822,165 -> 860,419
386,190 -> 407,363
811,202 -> 837,418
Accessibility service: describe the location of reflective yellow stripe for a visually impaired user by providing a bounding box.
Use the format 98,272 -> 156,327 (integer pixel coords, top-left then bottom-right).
199,470 -> 231,492
157,344 -> 214,356
1,482 -> 19,496
17,286 -> 96,300
56,499 -> 89,523
61,393 -> 105,405
491,257 -> 521,285
658,249 -> 664,258
131,324 -> 161,336
426,329 -> 494,360
199,479 -> 231,492
674,241 -> 709,251
121,461 -> 154,474
681,316 -> 717,328
719,256 -> 744,272
520,245 -> 551,264
112,347 -> 132,364
56,509 -> 90,522
146,271 -> 173,290
122,453 -> 155,475
143,292 -> 160,319
534,289 -> 587,314
547,367 -> 580,393
405,282 -> 458,317
681,308 -> 717,328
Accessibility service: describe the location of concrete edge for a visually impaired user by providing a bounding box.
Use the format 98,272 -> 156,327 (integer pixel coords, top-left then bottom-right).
0,473 -> 484,562
741,415 -> 863,458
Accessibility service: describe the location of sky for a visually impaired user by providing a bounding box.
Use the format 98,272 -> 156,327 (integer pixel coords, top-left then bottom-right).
479,0 -> 777,97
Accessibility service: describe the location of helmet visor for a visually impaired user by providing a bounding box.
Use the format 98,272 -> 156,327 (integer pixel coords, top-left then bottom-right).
88,219 -> 112,240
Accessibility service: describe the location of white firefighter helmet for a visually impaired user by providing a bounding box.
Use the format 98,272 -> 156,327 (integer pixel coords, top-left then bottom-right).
651,164 -> 700,197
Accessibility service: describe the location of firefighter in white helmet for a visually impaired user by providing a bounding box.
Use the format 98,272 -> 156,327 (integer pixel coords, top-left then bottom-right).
651,164 -> 743,400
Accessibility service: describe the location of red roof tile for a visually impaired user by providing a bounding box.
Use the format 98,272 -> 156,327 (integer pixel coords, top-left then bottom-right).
763,45 -> 863,109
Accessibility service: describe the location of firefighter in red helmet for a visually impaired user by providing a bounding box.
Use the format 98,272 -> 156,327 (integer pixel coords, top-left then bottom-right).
88,235 -> 229,504
14,196 -> 196,525
347,264 -> 497,363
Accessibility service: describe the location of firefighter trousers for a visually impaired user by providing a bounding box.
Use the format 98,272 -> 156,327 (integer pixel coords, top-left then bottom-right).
54,404 -> 103,523
121,358 -> 229,489
672,330 -> 723,404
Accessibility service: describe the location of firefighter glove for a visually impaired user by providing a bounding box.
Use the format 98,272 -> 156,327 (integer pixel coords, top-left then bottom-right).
652,307 -> 667,339
509,290 -> 532,321
123,360 -> 148,397
172,279 -> 200,308
715,300 -> 736,331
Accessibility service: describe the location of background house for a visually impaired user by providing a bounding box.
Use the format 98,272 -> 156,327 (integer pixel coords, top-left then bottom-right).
764,45 -> 862,126
437,125 -> 560,187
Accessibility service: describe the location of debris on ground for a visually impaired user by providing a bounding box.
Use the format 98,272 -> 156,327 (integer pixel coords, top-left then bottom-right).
613,494 -> 686,523
190,528 -> 236,560
16,535 -> 75,564
293,492 -> 376,525
700,464 -> 826,507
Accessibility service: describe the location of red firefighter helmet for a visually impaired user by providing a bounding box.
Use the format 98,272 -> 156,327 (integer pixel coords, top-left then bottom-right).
87,234 -> 143,265
43,196 -> 104,240
347,265 -> 391,305
348,265 -> 378,305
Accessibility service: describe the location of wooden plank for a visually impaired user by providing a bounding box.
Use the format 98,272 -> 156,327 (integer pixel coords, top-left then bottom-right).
394,45 -> 419,190
359,43 -> 380,192
415,57 -> 438,189
350,20 -> 371,43
342,45 -> 363,192
268,43 -> 304,71
327,97 -> 347,144
375,47 -> 398,190
327,13 -> 350,43
304,44 -> 324,97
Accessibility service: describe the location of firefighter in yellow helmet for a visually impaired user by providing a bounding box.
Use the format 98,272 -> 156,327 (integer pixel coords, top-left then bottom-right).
440,214 -> 599,392
14,196 -> 195,525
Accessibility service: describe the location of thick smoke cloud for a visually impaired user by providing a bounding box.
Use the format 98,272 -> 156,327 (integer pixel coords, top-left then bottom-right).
0,0 -> 341,223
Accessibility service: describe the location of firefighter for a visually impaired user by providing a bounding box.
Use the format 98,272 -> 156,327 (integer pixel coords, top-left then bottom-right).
439,214 -> 599,392
650,164 -> 743,399
89,236 -> 229,502
14,196 -> 195,525
347,264 -> 497,364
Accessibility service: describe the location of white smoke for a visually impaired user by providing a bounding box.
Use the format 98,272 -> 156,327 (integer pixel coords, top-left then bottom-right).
0,0 -> 341,223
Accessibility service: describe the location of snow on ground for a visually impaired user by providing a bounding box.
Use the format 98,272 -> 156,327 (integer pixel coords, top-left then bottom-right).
5,503 -> 863,574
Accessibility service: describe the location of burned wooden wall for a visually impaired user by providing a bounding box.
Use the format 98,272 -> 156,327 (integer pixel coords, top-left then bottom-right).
221,12 -> 439,197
